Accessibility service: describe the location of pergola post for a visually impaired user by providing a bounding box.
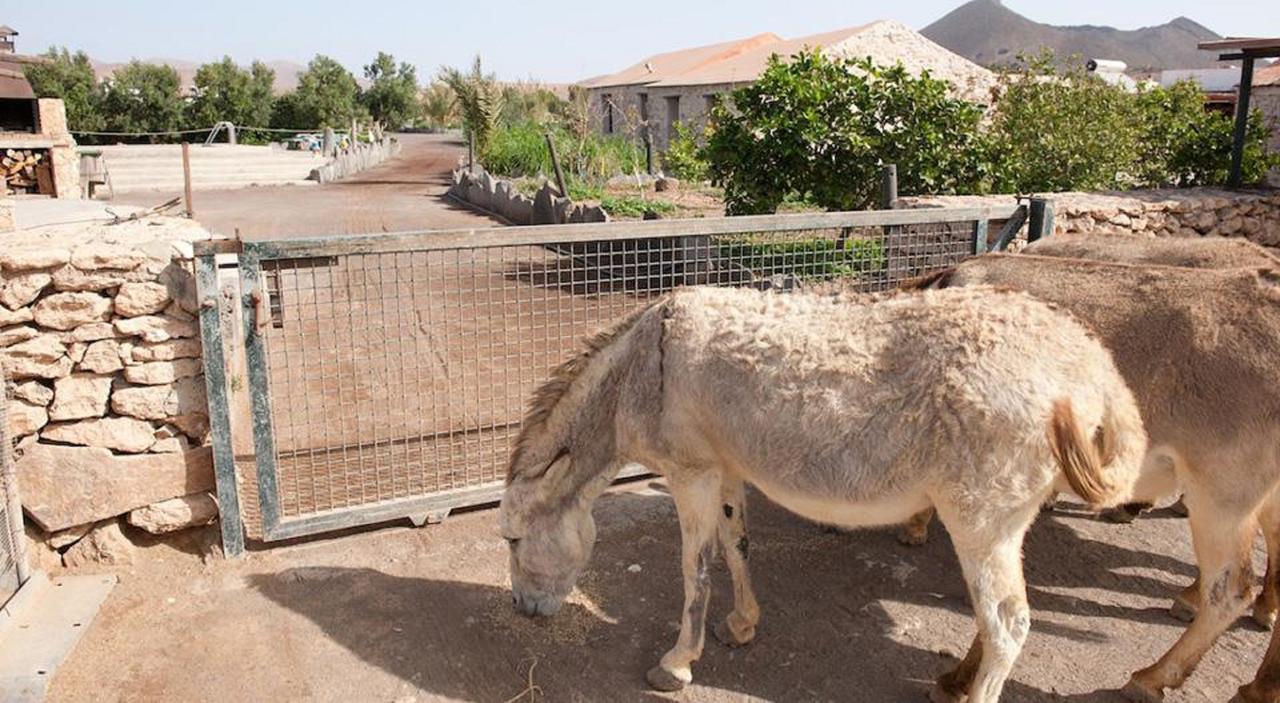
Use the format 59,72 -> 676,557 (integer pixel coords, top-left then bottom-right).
1229,57 -> 1255,188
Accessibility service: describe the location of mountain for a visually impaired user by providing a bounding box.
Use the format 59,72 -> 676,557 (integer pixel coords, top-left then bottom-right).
90,58 -> 340,94
922,0 -> 1224,72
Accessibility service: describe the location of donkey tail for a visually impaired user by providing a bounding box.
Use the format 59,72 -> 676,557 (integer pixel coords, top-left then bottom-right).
1046,397 -> 1144,508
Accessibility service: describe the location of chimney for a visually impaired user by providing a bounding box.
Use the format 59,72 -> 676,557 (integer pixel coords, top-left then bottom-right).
0,26 -> 16,54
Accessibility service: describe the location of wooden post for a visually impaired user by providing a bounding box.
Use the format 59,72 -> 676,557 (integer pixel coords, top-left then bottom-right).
350,119 -> 358,150
1028,197 -> 1054,242
1228,57 -> 1255,189
879,164 -> 898,209
468,132 -> 475,173
545,131 -> 568,197
181,142 -> 194,219
645,133 -> 653,175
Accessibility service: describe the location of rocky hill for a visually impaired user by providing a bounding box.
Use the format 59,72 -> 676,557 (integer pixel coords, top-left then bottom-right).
922,0 -> 1223,71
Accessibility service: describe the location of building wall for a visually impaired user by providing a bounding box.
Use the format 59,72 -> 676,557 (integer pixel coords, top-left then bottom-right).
586,82 -> 749,157
1256,86 -> 1280,187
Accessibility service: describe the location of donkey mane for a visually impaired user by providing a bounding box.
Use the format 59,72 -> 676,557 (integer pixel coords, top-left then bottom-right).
507,300 -> 660,482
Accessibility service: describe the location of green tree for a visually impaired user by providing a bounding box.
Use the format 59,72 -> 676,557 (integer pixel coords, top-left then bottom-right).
984,54 -> 1142,192
186,57 -> 275,130
439,56 -> 503,152
98,61 -> 184,139
360,52 -> 418,128
291,55 -> 362,128
419,81 -> 456,129
703,50 -> 989,214
23,47 -> 103,133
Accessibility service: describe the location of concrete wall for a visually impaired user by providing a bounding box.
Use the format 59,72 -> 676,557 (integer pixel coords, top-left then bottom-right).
2,217 -> 217,569
310,137 -> 401,183
447,167 -> 608,225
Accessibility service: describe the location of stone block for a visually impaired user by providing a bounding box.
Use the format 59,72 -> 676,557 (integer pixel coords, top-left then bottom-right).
70,244 -> 146,271
0,324 -> 39,347
48,373 -> 113,421
0,272 -> 52,310
0,305 -> 33,327
62,519 -> 135,568
0,249 -> 70,272
114,314 -> 198,343
1,334 -> 72,379
7,399 -> 48,438
127,338 -> 201,363
12,380 -> 53,406
114,281 -> 172,316
63,321 -> 120,342
128,493 -> 218,535
16,444 -> 214,531
32,291 -> 112,330
79,339 -> 123,373
42,416 -> 157,453
122,357 -> 202,385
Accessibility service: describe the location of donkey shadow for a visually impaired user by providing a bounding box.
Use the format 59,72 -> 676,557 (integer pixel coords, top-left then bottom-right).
247,487 -> 1217,702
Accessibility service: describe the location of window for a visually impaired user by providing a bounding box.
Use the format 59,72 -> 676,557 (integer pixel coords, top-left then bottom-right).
602,93 -> 614,134
638,93 -> 649,122
665,95 -> 681,141
703,94 -> 717,115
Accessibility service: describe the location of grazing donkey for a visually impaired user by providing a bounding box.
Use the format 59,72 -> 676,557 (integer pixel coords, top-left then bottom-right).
501,285 -> 1149,702
906,255 -> 1280,703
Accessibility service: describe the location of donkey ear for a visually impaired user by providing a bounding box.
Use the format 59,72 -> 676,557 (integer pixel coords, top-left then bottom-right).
1254,268 -> 1280,302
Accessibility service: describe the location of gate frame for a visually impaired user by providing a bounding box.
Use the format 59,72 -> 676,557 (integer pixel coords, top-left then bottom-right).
198,204 -> 1033,557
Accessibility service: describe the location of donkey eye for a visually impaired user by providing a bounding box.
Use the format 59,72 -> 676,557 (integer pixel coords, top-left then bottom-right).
504,537 -> 521,546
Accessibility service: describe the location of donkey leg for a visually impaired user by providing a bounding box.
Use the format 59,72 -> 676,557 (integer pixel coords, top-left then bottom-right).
1124,508 -> 1256,702
712,477 -> 760,647
1170,576 -> 1201,623
1254,490 -> 1280,630
897,507 -> 935,547
646,470 -> 720,692
951,533 -> 1033,703
1233,616 -> 1280,703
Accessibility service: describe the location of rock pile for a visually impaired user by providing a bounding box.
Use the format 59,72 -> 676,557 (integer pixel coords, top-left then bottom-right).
2,216 -> 217,567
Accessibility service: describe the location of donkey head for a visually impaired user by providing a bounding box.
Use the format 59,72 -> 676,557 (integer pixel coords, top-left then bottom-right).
500,452 -> 597,617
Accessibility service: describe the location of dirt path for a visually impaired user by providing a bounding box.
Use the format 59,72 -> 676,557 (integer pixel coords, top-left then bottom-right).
110,133 -> 501,240
45,481 -> 1269,703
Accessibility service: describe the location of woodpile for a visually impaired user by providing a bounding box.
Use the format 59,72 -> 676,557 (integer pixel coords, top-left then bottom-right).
3,147 -> 51,195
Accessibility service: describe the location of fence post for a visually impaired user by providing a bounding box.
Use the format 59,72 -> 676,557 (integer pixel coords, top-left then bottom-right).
468,132 -> 475,174
1028,197 -> 1055,242
545,131 -> 568,197
181,142 -> 194,219
227,122 -> 237,145
879,164 -> 898,209
971,216 -> 989,256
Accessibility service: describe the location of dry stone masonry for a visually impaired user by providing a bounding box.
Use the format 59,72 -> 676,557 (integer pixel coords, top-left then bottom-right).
2,216 -> 217,567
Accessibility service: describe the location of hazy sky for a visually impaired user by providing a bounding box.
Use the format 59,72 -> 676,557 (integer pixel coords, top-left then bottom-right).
7,1 -> 1276,83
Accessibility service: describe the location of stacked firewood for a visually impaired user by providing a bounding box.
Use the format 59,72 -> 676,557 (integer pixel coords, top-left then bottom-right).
2,148 -> 47,194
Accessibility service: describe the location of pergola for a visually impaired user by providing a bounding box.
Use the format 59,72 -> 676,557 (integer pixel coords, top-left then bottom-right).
1198,37 -> 1280,188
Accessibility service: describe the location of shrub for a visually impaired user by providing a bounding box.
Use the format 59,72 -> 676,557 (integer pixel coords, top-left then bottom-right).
662,122 -> 709,182
481,121 -> 644,185
24,47 -> 103,135
702,50 -> 988,215
598,196 -> 676,218
717,236 -> 884,280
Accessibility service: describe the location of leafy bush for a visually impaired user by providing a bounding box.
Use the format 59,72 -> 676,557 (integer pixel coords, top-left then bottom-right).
360,52 -> 418,128
662,122 -> 709,182
187,57 -> 276,134
97,61 -> 185,140
440,56 -> 503,153
718,236 -> 884,280
703,50 -> 989,215
24,48 -> 103,135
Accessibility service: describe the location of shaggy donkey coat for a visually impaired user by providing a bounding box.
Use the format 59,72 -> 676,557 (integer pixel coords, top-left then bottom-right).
911,254 -> 1280,703
500,285 -> 1147,703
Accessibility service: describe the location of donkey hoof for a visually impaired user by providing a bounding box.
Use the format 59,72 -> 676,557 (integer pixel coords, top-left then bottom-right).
1169,596 -> 1197,623
1120,678 -> 1164,703
1251,602 -> 1277,631
927,683 -> 966,703
897,528 -> 929,547
1102,506 -> 1139,524
646,665 -> 689,692
712,619 -> 755,647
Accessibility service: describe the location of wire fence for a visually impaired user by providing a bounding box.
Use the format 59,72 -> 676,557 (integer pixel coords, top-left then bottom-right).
208,210 -> 996,543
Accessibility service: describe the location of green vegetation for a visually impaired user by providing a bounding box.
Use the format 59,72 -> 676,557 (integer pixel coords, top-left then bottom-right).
701,49 -> 1278,214
479,120 -> 644,190
360,52 -> 419,128
717,236 -> 884,280
439,56 -> 503,153
597,195 -> 676,218
661,122 -> 709,182
25,48 -> 440,141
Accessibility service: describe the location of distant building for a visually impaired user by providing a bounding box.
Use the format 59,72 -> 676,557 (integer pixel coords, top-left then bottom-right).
1255,63 -> 1280,185
0,25 -> 16,54
579,20 -> 995,152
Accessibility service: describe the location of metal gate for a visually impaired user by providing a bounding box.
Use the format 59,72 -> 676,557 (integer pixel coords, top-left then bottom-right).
2,376 -> 29,607
198,204 -> 1033,555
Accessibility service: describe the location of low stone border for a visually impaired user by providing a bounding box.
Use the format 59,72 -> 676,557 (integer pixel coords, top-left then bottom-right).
448,167 -> 609,225
310,138 -> 402,184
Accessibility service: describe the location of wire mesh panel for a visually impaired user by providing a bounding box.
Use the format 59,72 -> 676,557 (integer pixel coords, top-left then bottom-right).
1,377 -> 23,606
225,209 -> 1002,541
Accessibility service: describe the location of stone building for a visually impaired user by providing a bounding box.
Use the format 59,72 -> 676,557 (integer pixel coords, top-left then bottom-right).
579,20 -> 996,154
1255,63 -> 1280,186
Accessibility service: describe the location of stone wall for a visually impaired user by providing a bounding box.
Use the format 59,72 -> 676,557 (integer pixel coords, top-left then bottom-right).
310,137 -> 401,183
586,82 -> 744,154
2,217 -> 218,568
902,188 -> 1280,246
1256,86 -> 1280,187
448,167 -> 610,225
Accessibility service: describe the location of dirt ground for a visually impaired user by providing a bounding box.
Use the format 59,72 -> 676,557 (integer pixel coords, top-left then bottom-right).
111,133 -> 502,239
45,479 -> 1270,703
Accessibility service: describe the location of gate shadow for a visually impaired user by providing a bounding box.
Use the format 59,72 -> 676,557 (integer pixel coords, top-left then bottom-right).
246,487 -> 1211,702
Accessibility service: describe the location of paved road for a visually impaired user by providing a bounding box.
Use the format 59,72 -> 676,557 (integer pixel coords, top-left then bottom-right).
111,133 -> 501,240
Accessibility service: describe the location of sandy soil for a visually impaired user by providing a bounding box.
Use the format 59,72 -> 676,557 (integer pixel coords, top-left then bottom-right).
110,133 -> 502,240
45,479 -> 1270,703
